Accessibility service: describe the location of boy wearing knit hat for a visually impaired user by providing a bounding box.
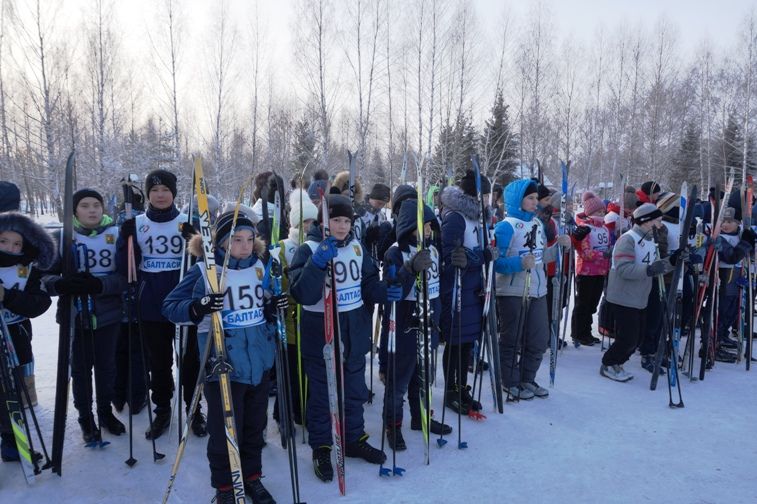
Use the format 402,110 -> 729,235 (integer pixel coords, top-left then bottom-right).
162,210 -> 279,503
569,191 -> 610,346
636,181 -> 662,205
116,169 -> 195,440
600,203 -> 678,382
360,183 -> 391,255
44,188 -> 128,444
289,193 -> 404,482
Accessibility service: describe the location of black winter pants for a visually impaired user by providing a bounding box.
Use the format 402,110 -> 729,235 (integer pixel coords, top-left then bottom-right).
71,321 -> 118,415
205,376 -> 269,488
602,303 -> 647,366
570,275 -> 605,341
114,321 -> 146,408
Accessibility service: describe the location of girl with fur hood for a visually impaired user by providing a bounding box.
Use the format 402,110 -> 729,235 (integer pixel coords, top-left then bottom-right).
0,211 -> 54,463
494,179 -> 570,400
162,211 -> 280,504
43,188 -> 128,444
289,194 -> 401,483
438,171 -> 496,413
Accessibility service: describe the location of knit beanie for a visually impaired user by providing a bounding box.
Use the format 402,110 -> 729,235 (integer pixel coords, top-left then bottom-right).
288,190 -> 319,225
308,180 -> 328,202
368,183 -> 391,202
319,194 -> 353,222
73,188 -> 104,210
145,169 -> 177,198
633,203 -> 662,224
523,181 -> 538,198
458,170 -> 491,197
0,181 -> 20,212
641,181 -> 661,197
214,211 -> 255,248
582,191 -> 606,216
655,191 -> 679,214
537,184 -> 552,201
721,207 -> 738,222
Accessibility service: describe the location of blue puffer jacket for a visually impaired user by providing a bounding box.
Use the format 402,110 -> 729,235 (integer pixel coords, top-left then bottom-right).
161,249 -> 276,387
289,224 -> 389,363
439,186 -> 484,344
116,205 -> 185,322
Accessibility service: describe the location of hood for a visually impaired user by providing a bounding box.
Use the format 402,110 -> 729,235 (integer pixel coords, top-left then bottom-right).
391,185 -> 417,217
504,179 -> 536,221
0,212 -> 56,269
332,170 -> 363,203
0,181 -> 21,212
440,186 -> 480,221
396,199 -> 435,244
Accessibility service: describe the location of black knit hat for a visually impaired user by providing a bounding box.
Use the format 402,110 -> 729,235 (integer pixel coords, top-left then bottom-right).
368,183 -> 391,202
214,211 -> 255,248
459,170 -> 491,197
319,194 -> 353,222
537,184 -> 551,200
0,181 -> 20,212
641,181 -> 661,196
73,188 -> 104,211
145,169 -> 177,198
523,181 -> 538,198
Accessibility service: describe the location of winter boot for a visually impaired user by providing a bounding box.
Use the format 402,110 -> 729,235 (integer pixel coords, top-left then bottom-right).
190,407 -> 207,437
573,335 -> 598,346
345,433 -> 387,464
145,409 -> 171,440
312,445 -> 333,482
244,475 -> 276,504
98,408 -> 126,435
385,425 -> 406,451
461,385 -> 482,411
212,486 -> 236,504
715,347 -> 738,363
444,386 -> 468,414
410,417 -> 452,435
78,413 -> 102,444
520,381 -> 549,398
504,385 -> 534,401
600,364 -> 633,382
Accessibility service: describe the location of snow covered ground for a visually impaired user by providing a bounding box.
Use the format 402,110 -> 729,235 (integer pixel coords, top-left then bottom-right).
2,302 -> 756,504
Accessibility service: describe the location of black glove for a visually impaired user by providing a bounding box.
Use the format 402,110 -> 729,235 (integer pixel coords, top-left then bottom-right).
364,224 -> 381,245
121,218 -> 136,240
181,222 -> 198,240
404,249 -> 433,274
191,293 -> 225,318
647,258 -> 674,277
669,248 -> 690,266
572,225 -> 591,241
72,272 -> 103,295
54,276 -> 79,296
450,246 -> 468,269
741,228 -> 756,247
272,294 -> 289,312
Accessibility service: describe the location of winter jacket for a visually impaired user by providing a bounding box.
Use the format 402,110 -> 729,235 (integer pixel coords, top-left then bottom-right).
44,216 -> 127,328
289,224 -> 388,363
439,186 -> 485,344
161,242 -> 276,387
0,212 -> 55,366
573,213 -> 611,277
605,225 -> 657,309
493,179 -> 558,299
115,204 -> 188,322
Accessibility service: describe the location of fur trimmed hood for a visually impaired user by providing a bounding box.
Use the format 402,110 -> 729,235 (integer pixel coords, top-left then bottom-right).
440,186 -> 480,221
332,170 -> 363,203
188,233 -> 267,259
0,212 -> 56,269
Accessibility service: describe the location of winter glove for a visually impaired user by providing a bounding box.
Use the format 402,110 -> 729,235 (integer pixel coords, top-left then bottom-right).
521,254 -> 536,271
484,245 -> 500,262
71,272 -> 103,295
190,293 -> 225,318
120,218 -> 136,240
557,235 -> 571,248
272,294 -> 289,312
603,247 -> 613,259
669,248 -> 690,266
647,258 -> 674,277
572,225 -> 591,241
741,228 -> 757,247
404,249 -> 433,274
55,273 -> 98,296
450,246 -> 468,269
311,236 -> 339,269
364,224 -> 381,246
181,222 -> 198,240
689,252 -> 704,265
386,283 -> 403,302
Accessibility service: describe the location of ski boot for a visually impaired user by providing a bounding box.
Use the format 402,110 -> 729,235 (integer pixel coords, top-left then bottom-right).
385,424 -> 407,451
345,433 -> 386,464
98,408 -> 126,435
312,445 -> 333,482
145,409 -> 171,440
244,474 -> 276,504
190,407 -> 208,437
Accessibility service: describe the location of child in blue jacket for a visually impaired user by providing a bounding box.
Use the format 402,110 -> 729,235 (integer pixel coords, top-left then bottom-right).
162,211 -> 281,504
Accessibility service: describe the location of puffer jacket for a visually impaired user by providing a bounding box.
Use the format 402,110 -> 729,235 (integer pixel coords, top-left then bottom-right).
573,213 -> 611,277
493,179 -> 558,299
161,239 -> 276,387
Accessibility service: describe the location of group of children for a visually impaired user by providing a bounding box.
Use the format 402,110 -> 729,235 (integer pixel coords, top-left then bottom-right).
0,168 -> 754,503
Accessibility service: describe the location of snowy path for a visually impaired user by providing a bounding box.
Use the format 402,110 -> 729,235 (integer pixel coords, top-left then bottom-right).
1,305 -> 756,504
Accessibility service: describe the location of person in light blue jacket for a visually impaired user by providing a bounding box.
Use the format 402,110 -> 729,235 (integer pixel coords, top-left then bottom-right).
162,211 -> 282,504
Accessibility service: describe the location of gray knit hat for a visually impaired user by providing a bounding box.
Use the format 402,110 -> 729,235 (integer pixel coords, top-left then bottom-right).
633,203 -> 662,224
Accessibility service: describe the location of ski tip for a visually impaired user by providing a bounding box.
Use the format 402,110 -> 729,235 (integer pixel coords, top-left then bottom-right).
436,439 -> 448,448
457,441 -> 468,450
393,467 -> 406,476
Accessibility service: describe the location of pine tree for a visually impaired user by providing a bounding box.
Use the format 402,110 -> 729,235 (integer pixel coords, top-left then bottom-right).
433,113 -> 478,182
670,122 -> 700,191
292,117 -> 318,180
481,90 -> 519,185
